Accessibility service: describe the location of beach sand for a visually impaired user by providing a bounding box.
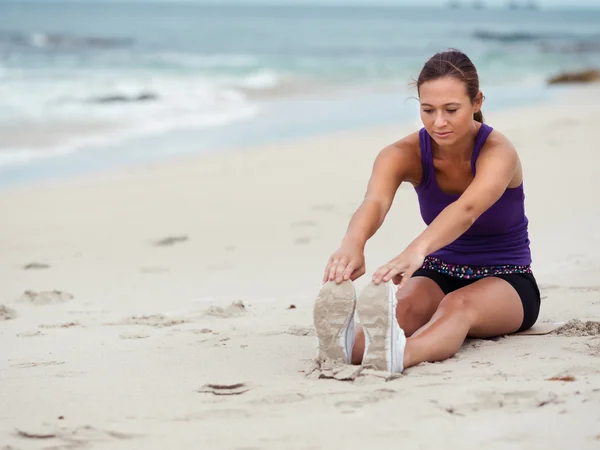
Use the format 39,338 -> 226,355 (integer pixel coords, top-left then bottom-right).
1,84 -> 599,449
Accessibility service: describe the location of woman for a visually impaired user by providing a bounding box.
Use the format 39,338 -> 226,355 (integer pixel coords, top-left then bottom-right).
313,49 -> 541,374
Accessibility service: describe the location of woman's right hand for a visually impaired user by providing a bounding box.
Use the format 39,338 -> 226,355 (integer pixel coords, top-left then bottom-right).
323,244 -> 366,284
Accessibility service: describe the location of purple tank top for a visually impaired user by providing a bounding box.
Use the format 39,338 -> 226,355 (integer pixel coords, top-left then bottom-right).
415,124 -> 532,267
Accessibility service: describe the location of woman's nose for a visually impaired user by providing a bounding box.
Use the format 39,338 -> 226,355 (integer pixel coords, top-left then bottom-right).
434,113 -> 447,128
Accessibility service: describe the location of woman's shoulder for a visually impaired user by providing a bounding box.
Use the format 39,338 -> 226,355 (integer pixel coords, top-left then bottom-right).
482,125 -> 516,153
387,130 -> 422,156
375,130 -> 423,185
378,130 -> 422,165
478,124 -> 523,187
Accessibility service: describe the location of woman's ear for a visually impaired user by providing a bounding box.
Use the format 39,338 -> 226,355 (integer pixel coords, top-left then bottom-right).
474,91 -> 484,112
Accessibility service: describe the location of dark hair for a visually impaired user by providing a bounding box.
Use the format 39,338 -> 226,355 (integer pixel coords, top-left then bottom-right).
415,49 -> 484,123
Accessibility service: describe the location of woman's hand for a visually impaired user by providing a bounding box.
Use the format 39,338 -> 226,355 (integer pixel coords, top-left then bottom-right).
323,244 -> 366,284
372,247 -> 425,289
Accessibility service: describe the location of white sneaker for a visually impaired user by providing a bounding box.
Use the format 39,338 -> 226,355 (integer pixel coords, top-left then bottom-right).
313,280 -> 357,364
357,281 -> 406,373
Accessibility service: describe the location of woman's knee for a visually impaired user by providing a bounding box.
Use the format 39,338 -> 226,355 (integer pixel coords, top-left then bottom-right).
395,292 -> 433,335
437,291 -> 476,321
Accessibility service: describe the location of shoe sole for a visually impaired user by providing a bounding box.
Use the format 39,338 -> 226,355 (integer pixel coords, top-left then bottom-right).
313,281 -> 356,363
357,282 -> 393,371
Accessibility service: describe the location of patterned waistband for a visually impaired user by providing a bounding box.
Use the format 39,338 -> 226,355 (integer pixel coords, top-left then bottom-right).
421,256 -> 532,280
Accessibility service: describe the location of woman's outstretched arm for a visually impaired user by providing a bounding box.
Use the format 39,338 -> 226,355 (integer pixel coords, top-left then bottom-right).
324,135 -> 421,284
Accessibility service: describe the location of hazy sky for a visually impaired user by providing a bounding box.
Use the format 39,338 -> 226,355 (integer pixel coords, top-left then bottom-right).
12,0 -> 599,7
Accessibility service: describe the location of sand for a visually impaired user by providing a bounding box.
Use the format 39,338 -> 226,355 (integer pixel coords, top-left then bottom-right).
1,84 -> 600,449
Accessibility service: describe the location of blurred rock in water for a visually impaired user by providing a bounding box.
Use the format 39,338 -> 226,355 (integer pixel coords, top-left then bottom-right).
548,69 -> 600,85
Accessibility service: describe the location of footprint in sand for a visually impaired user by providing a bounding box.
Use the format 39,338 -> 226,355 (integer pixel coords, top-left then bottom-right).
15,424 -> 136,446
284,326 -> 315,337
153,235 -> 189,246
39,322 -> 81,329
438,390 -> 560,415
0,305 -> 17,320
108,314 -> 188,328
213,337 -> 231,347
471,361 -> 494,368
12,361 -> 65,368
17,331 -> 44,338
189,328 -> 218,335
119,332 -> 151,340
23,262 -> 51,270
204,301 -> 247,318
17,290 -> 74,306
197,383 -> 250,396
174,328 -> 218,338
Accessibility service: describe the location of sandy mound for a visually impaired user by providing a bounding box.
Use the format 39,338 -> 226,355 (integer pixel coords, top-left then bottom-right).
553,320 -> 600,336
17,290 -> 74,306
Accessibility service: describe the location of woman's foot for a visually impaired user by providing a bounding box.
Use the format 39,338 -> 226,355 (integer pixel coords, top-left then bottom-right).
357,281 -> 406,373
313,280 -> 357,364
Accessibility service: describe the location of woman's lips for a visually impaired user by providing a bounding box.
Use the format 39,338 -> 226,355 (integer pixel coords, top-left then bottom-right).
434,131 -> 452,138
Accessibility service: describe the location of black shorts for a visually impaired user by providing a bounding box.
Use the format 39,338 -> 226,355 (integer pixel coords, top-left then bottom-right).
411,269 -> 541,333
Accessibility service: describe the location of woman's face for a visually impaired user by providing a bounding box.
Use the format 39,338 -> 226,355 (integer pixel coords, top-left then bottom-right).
419,76 -> 482,147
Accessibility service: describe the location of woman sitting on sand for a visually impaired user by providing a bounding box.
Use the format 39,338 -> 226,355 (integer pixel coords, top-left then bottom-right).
314,49 -> 540,373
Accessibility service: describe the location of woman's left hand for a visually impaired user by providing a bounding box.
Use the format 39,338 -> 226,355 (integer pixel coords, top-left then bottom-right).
372,247 -> 426,289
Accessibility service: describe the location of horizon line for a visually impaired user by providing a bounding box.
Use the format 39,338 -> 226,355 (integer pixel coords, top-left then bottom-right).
1,0 -> 599,7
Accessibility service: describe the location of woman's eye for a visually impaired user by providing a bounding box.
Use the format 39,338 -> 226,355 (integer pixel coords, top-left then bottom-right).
423,109 -> 433,114
447,109 -> 457,113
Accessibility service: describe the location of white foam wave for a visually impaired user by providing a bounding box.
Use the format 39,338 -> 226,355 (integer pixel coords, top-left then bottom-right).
233,69 -> 281,90
29,32 -> 48,48
0,104 -> 258,168
0,69 -> 264,167
0,62 -> 332,167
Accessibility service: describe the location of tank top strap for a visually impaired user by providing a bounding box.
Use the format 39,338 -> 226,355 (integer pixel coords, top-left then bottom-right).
471,123 -> 494,176
418,127 -> 434,188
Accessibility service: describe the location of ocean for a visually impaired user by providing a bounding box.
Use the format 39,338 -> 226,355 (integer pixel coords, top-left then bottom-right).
1,2 -> 599,186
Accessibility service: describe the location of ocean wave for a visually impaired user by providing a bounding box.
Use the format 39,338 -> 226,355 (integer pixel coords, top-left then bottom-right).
0,62 -> 334,166
0,31 -> 134,50
0,70 -> 266,166
0,104 -> 259,168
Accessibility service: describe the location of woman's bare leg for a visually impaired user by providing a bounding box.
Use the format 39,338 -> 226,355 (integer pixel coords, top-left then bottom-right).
403,277 -> 524,369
